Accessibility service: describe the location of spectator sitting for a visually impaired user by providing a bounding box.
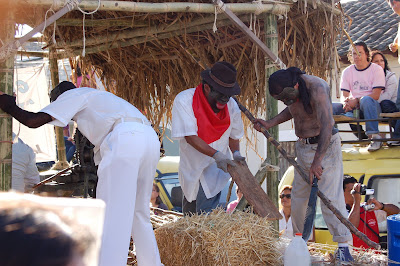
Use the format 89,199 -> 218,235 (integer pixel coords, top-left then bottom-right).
343,175 -> 400,249
278,185 -> 294,239
12,133 -> 40,193
332,41 -> 386,151
0,199 -> 92,266
226,186 -> 243,214
63,124 -> 76,162
151,183 -> 168,215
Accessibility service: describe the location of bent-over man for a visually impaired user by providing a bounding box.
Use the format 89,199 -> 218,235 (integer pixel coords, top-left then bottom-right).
0,81 -> 162,266
254,67 -> 353,263
171,61 -> 245,215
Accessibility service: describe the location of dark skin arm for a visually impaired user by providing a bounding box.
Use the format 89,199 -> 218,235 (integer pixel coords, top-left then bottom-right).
185,135 -> 239,157
367,198 -> 400,216
309,83 -> 334,182
0,92 -> 53,128
253,107 -> 293,131
348,183 -> 362,227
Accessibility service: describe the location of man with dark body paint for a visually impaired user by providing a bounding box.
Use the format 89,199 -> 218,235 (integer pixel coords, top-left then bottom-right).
253,67 -> 353,263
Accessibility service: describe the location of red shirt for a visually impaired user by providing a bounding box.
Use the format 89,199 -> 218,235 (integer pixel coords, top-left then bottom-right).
352,206 -> 380,249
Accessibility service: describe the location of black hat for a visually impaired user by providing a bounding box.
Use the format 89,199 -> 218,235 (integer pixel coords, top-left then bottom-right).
201,61 -> 241,96
50,81 -> 76,102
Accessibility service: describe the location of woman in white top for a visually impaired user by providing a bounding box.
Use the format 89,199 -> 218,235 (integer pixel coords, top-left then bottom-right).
279,185 -> 294,239
371,51 -> 398,111
371,51 -> 400,139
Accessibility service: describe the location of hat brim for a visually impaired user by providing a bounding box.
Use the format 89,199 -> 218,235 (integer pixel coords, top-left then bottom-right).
201,69 -> 241,96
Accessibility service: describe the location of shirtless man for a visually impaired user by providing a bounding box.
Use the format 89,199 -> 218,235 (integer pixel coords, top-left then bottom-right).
254,67 -> 353,263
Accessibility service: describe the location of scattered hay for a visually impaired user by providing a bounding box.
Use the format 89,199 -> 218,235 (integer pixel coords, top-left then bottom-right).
154,208 -> 283,266
308,242 -> 389,265
150,207 -> 183,229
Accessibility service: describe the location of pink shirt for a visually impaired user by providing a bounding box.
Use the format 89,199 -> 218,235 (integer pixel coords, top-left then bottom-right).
340,63 -> 385,98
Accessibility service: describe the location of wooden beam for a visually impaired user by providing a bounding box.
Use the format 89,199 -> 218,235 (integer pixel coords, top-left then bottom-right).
54,15 -> 251,58
0,3 -> 14,191
49,47 -> 70,171
6,0 -> 291,15
54,14 -> 231,48
212,0 -> 287,70
56,18 -> 148,28
227,162 -> 282,220
0,0 -> 82,62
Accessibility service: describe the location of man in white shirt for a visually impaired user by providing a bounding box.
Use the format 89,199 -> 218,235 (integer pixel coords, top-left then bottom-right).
171,61 -> 245,215
11,133 -> 40,193
0,81 -> 162,266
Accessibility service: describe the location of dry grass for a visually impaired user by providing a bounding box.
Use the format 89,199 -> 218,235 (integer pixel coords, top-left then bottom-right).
13,0 -> 342,135
154,208 -> 283,266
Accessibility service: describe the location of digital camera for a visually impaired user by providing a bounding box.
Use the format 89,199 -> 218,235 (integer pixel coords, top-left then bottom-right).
362,203 -> 375,211
359,184 -> 374,195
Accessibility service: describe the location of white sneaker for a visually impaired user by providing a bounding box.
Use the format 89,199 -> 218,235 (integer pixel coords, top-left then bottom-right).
367,135 -> 383,152
387,140 -> 400,146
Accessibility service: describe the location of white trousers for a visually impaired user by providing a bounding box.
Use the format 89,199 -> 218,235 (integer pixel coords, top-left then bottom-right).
291,133 -> 352,243
97,122 -> 162,266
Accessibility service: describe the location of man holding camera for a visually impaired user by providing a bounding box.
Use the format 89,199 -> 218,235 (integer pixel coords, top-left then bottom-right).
343,175 -> 400,249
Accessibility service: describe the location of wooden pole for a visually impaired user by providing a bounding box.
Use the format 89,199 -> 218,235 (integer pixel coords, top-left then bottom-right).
55,15 -> 251,58
233,98 -> 380,250
4,0 -> 291,15
264,13 -> 280,235
0,0 -> 82,63
0,3 -> 15,191
49,47 -> 69,170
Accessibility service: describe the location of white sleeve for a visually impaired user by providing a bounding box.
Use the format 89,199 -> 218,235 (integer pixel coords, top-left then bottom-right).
40,90 -> 88,127
379,73 -> 398,102
229,100 -> 244,140
171,92 -> 198,139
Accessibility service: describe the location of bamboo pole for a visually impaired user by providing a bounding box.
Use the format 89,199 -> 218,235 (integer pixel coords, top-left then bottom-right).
233,98 -> 380,250
0,0 -> 82,63
55,15 -> 251,58
49,47 -> 69,170
55,18 -> 148,27
54,14 -> 240,48
4,0 -> 291,15
0,3 -> 14,191
264,13 -> 280,236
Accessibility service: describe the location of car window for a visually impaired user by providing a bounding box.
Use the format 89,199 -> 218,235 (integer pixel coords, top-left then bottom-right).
368,175 -> 400,206
157,173 -> 179,197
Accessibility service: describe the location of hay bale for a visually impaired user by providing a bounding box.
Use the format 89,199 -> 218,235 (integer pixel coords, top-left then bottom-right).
154,209 -> 283,266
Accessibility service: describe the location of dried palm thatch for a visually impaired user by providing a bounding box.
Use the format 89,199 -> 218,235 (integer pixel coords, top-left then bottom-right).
154,208 -> 283,266
12,0 -> 342,129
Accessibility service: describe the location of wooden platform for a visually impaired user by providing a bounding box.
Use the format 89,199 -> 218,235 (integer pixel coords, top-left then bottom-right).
380,112 -> 400,118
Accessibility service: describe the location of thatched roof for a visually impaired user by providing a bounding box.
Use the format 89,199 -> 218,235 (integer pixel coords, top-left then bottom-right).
10,0 -> 342,127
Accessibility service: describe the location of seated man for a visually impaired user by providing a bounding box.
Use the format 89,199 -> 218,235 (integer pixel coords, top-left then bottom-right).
343,175 -> 400,249
12,133 -> 40,193
333,41 -> 385,151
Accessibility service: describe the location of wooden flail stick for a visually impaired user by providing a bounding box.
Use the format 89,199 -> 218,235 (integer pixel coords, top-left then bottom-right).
234,97 -> 380,249
32,164 -> 77,189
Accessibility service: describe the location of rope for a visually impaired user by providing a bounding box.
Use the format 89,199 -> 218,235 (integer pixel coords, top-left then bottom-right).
213,1 -> 225,33
72,0 -> 101,57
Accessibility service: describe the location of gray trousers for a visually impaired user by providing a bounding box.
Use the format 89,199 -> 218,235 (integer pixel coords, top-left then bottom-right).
291,133 -> 352,243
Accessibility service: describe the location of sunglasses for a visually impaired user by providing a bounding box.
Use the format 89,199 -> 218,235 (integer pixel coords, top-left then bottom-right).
279,194 -> 291,199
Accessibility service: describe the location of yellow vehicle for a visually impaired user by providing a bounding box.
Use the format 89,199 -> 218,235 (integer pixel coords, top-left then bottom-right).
279,145 -> 400,246
154,156 -> 238,213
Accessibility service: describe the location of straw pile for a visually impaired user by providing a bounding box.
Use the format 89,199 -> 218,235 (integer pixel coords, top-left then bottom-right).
154,208 -> 283,266
307,242 -> 389,265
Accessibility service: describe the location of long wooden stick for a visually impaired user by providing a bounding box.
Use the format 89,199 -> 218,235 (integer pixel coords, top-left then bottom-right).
32,164 -> 77,189
212,0 -> 287,70
234,98 -> 380,249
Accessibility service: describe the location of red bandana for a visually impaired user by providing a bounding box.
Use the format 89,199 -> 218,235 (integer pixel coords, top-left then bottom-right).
192,84 -> 230,144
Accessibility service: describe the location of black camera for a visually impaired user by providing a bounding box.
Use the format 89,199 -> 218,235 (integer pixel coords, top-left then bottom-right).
359,184 -> 374,195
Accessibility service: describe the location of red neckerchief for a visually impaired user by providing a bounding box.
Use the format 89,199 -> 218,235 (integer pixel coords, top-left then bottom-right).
192,84 -> 230,144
